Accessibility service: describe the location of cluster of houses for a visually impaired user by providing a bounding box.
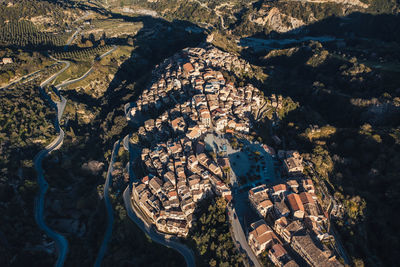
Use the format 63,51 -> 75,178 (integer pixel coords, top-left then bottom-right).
247,156 -> 343,267
128,46 -> 265,143
132,138 -> 232,237
130,46 -> 266,237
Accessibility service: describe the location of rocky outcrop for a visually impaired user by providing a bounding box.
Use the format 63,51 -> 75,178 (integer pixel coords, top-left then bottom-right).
82,160 -> 105,175
251,7 -> 307,33
250,0 -> 369,34
302,0 -> 368,8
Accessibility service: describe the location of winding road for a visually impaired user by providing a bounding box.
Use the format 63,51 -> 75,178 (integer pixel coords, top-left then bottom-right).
94,140 -> 121,267
55,45 -> 117,89
33,59 -> 70,267
33,43 -> 118,267
121,129 -> 196,267
123,187 -> 196,267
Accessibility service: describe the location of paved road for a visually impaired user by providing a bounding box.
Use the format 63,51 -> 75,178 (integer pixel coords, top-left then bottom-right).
122,187 -> 196,267
228,207 -> 261,267
56,45 -> 117,89
33,40 -> 117,267
94,140 -> 121,267
121,132 -> 195,267
0,69 -> 43,89
33,59 -> 71,267
98,45 -> 117,59
64,28 -> 81,51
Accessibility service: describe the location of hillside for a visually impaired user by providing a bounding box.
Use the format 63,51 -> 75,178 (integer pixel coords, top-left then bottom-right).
1,0 -> 399,267
107,0 -> 399,35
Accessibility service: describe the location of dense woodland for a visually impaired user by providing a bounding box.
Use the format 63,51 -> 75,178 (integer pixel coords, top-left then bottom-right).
0,77 -> 57,266
188,197 -> 244,267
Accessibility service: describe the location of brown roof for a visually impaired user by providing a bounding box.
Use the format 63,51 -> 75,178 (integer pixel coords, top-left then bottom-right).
141,176 -> 149,184
287,179 -> 299,187
287,193 -> 304,212
275,216 -> 288,227
251,220 -> 271,236
273,184 -> 288,193
183,62 -> 194,73
255,231 -> 275,246
303,179 -> 314,187
270,243 -> 287,259
259,199 -> 273,208
299,192 -> 315,205
283,260 -> 299,267
250,220 -> 275,246
168,190 -> 178,197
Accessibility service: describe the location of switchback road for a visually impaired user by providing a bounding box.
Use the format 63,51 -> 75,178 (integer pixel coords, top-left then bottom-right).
33,41 -> 117,267
94,140 -> 121,267
33,59 -> 70,267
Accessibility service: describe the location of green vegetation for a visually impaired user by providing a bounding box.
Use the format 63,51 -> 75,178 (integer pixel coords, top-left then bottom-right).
259,38 -> 400,266
53,61 -> 92,85
0,20 -> 68,48
0,77 -> 57,266
211,30 -> 241,54
0,49 -> 54,85
303,125 -> 337,141
2,0 -> 399,266
101,188 -> 184,266
0,0 -> 79,29
53,45 -> 113,61
276,96 -> 299,119
188,197 -> 244,267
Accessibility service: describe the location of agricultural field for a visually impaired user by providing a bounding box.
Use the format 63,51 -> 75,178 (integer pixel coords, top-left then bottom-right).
59,45 -> 134,98
53,45 -> 114,61
0,20 -> 68,48
84,18 -> 143,40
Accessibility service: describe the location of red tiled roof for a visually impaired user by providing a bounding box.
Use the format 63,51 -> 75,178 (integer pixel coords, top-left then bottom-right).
299,192 -> 314,205
183,63 -> 194,72
287,193 -> 304,212
273,184 -> 287,193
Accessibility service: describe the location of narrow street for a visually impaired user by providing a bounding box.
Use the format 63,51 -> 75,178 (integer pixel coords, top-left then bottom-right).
228,206 -> 261,267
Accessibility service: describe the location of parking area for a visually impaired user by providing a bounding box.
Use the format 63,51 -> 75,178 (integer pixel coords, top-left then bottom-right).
204,133 -> 278,189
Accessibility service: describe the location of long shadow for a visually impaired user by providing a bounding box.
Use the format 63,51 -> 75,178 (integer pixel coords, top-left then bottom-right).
93,13 -> 207,146
239,12 -> 400,129
237,11 -> 400,267
85,13 -> 208,266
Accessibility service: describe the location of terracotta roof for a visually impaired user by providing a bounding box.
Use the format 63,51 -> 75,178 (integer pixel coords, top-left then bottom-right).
183,62 -> 194,72
299,192 -> 315,205
259,199 -> 273,208
168,191 -> 178,197
141,176 -> 149,184
255,231 -> 275,246
287,193 -> 304,212
273,184 -> 287,193
275,216 -> 288,227
224,195 -> 232,202
270,243 -> 287,259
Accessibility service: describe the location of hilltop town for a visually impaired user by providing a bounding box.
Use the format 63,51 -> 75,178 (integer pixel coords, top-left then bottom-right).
129,45 -> 263,236
126,45 -> 345,266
